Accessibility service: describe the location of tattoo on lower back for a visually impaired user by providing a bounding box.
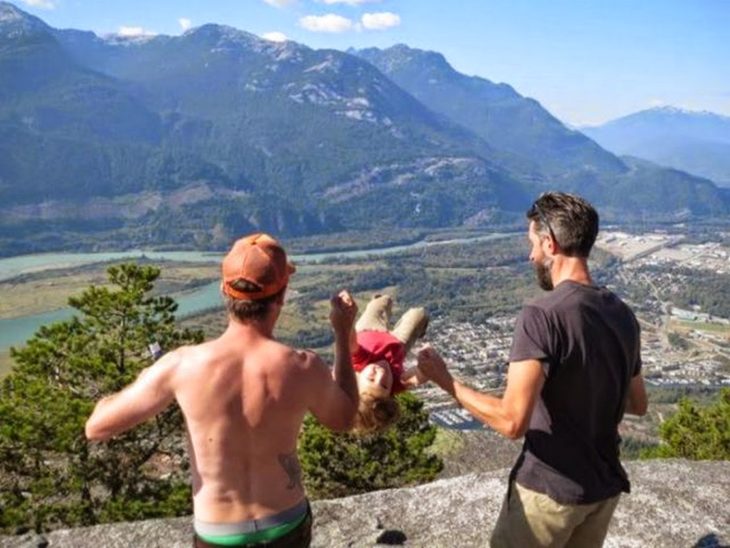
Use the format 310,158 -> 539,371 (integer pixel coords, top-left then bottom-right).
278,451 -> 302,490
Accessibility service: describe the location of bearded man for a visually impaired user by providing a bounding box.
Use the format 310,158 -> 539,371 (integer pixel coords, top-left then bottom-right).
418,192 -> 648,548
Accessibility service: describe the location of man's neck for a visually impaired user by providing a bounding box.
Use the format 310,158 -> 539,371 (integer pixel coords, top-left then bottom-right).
551,256 -> 593,287
225,315 -> 275,341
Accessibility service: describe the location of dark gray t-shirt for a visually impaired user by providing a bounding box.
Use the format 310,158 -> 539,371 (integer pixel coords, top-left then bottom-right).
509,280 -> 641,504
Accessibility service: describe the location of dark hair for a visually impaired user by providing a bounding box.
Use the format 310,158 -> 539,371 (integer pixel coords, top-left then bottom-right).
352,394 -> 401,435
223,280 -> 285,323
527,192 -> 599,257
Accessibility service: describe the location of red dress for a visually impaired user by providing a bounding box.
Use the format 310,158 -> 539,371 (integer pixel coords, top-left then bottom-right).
351,330 -> 407,395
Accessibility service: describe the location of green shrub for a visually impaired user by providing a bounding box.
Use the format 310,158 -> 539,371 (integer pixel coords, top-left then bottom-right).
299,392 -> 443,499
641,388 -> 730,460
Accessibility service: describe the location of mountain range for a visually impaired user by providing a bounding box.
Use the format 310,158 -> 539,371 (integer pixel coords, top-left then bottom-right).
582,107 -> 730,188
0,2 -> 727,254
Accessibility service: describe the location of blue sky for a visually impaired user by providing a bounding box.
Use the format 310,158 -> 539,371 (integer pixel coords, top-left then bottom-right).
14,0 -> 730,125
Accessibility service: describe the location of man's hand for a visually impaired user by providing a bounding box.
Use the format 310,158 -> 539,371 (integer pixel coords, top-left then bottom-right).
401,365 -> 428,388
417,344 -> 453,391
330,290 -> 358,336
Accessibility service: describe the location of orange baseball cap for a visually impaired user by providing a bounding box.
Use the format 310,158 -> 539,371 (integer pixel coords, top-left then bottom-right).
221,233 -> 296,301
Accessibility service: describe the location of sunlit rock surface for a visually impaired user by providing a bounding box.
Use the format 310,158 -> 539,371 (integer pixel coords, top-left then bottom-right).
2,460 -> 728,547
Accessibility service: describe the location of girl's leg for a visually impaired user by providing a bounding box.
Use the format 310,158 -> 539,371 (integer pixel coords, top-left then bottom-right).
355,294 -> 393,333
391,307 -> 429,353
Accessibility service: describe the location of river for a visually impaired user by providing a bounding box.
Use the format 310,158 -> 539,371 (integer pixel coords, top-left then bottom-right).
0,233 -> 513,351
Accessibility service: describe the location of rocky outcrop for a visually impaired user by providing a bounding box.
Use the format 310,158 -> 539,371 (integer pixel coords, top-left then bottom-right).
2,460 -> 728,547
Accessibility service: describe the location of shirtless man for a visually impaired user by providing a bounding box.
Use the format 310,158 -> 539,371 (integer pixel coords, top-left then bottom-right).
85,233 -> 359,547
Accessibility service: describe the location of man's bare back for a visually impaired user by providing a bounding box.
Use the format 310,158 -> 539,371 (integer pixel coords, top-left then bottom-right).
85,233 -> 359,544
86,298 -> 357,521
173,329 -> 339,522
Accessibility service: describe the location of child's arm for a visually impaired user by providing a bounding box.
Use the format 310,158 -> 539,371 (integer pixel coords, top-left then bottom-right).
400,365 -> 429,389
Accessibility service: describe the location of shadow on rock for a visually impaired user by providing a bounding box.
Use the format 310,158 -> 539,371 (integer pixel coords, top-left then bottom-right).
693,533 -> 728,548
375,529 -> 407,545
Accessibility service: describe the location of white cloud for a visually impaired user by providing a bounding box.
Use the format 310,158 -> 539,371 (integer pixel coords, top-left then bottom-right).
361,11 -> 400,30
299,14 -> 354,33
117,26 -> 156,38
262,31 -> 289,42
263,0 -> 298,7
317,0 -> 382,5
178,18 -> 192,32
20,0 -> 56,9
648,98 -> 668,108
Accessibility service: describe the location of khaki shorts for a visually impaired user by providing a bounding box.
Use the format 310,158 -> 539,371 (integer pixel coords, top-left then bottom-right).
356,294 -> 428,354
490,482 -> 620,548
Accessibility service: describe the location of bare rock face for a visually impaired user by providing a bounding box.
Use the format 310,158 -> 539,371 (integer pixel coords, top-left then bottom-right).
310,460 -> 730,547
2,460 -> 728,547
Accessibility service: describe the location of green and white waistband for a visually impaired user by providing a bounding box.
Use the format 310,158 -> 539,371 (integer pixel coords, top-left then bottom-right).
194,499 -> 308,546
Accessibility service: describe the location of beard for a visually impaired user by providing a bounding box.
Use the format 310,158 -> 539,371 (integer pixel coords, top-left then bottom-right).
534,258 -> 554,291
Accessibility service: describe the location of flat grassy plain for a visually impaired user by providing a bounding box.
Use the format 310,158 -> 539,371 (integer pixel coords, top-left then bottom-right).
0,260 -> 220,377
0,261 -> 220,320
674,319 -> 730,336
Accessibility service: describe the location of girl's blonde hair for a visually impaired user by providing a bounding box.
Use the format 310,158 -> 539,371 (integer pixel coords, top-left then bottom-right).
351,393 -> 401,435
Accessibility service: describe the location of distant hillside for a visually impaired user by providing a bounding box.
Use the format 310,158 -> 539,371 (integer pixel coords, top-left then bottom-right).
583,107 -> 730,188
0,5 -> 164,201
0,2 -> 531,252
352,45 -> 729,216
353,44 -> 624,178
0,2 -> 728,255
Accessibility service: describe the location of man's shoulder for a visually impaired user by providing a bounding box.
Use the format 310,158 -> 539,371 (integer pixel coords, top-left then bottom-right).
522,284 -> 637,334
258,341 -> 325,372
527,282 -> 625,311
518,285 -> 586,329
173,340 -> 220,365
291,347 -> 326,371
176,338 -> 297,367
520,294 -> 558,321
527,281 -> 582,306
159,343 -> 211,379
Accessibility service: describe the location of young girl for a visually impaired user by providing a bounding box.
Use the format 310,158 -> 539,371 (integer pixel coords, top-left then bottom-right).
349,294 -> 429,434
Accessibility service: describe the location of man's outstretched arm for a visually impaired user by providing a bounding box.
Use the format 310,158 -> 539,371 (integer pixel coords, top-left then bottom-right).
85,350 -> 179,441
332,291 -> 358,404
306,290 -> 359,432
418,345 -> 544,439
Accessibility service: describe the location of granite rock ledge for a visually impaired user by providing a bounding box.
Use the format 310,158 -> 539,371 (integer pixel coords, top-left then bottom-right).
2,460 -> 728,547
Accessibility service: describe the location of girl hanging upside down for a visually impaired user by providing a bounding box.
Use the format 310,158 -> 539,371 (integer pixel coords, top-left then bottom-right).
348,294 -> 430,434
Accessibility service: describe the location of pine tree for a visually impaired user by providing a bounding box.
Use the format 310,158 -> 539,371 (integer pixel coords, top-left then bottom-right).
0,264 -> 203,533
641,388 -> 730,460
